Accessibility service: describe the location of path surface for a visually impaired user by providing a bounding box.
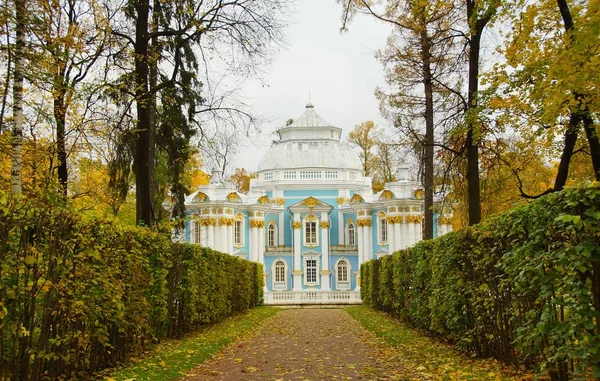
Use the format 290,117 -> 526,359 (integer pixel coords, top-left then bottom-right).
181,308 -> 428,381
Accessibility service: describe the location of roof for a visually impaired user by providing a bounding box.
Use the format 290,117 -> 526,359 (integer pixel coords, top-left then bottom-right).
287,103 -> 332,128
257,104 -> 363,172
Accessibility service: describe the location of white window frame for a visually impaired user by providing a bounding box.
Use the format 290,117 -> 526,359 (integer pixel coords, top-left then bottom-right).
335,257 -> 351,290
191,220 -> 201,244
345,222 -> 356,246
378,214 -> 388,245
303,254 -> 320,286
267,223 -> 278,247
234,219 -> 245,247
271,258 -> 288,290
303,215 -> 319,247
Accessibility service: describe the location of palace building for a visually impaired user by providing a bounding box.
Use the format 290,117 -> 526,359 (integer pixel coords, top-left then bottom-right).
183,104 -> 453,304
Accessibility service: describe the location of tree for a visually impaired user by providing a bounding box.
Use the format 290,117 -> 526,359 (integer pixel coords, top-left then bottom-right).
10,0 -> 25,196
488,0 -> 600,198
28,0 -> 111,197
110,0 -> 287,226
340,0 -> 464,237
229,168 -> 256,194
348,120 -> 380,178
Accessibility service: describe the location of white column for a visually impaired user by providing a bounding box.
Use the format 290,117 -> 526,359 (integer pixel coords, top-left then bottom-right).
225,224 -> 233,254
364,222 -> 373,261
394,221 -> 402,251
207,224 -> 214,249
257,223 -> 265,263
415,217 -> 422,243
357,225 -> 364,265
217,224 -> 227,253
249,222 -> 257,262
200,224 -> 208,246
292,212 -> 302,291
388,219 -> 396,254
278,212 -> 284,246
320,212 -> 331,291
338,210 -> 344,245
407,219 -> 415,248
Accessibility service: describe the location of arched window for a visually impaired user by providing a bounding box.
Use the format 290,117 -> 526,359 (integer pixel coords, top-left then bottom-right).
346,223 -> 356,246
335,258 -> 351,290
272,259 -> 287,290
267,223 -> 277,247
337,260 -> 348,282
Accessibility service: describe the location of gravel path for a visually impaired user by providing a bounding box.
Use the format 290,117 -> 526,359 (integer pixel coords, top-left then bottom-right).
181,308 -> 428,381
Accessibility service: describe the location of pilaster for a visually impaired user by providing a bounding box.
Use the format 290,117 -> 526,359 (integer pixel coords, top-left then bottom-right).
320,212 -> 331,291
292,212 -> 302,291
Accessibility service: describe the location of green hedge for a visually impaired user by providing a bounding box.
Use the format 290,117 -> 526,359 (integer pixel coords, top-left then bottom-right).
360,186 -> 600,380
0,193 -> 263,380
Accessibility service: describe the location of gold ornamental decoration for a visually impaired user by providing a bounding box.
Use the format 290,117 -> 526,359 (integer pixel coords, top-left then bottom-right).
305,214 -> 317,222
405,215 -> 423,223
227,192 -> 242,202
337,197 -> 345,205
379,190 -> 394,200
320,221 -> 329,229
386,215 -> 404,224
257,195 -> 271,205
349,194 -> 364,204
218,217 -> 235,226
277,198 -> 285,206
249,220 -> 265,228
200,217 -> 216,226
301,196 -> 321,210
438,217 -> 453,225
292,221 -> 302,229
356,219 -> 372,227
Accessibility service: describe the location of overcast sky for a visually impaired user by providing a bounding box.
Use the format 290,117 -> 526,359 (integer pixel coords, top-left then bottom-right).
231,0 -> 393,171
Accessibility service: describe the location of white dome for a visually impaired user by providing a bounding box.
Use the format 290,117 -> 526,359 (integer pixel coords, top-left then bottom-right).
257,104 -> 363,172
257,140 -> 363,171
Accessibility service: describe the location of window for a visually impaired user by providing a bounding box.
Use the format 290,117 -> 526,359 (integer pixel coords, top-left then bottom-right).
272,259 -> 287,290
192,220 -> 201,244
336,258 -> 351,290
303,255 -> 320,286
306,259 -> 317,283
267,223 -> 277,247
379,218 -> 388,243
234,220 -> 244,246
337,260 -> 348,282
264,172 -> 273,181
304,221 -> 317,245
346,223 -> 356,246
275,260 -> 285,282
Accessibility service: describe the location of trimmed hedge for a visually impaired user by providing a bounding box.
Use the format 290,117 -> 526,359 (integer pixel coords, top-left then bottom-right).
0,193 -> 263,380
360,186 -> 600,380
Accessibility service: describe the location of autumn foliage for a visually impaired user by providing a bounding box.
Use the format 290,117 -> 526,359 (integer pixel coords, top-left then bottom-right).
361,185 -> 600,380
0,192 -> 263,380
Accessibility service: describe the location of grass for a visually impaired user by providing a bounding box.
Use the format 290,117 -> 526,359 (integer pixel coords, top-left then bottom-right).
345,305 -> 527,380
102,306 -> 281,381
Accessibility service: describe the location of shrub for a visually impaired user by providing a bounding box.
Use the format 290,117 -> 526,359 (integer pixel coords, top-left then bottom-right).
0,193 -> 263,380
360,186 -> 600,380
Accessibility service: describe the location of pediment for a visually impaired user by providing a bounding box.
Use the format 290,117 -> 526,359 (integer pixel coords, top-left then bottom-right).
288,196 -> 333,213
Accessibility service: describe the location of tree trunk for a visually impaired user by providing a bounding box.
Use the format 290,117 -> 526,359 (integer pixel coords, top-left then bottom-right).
553,114 -> 580,191
465,22 -> 483,225
11,0 -> 25,196
554,0 -> 600,185
582,113 -> 600,181
421,28 -> 434,240
0,33 -> 11,133
134,0 -> 154,226
54,83 -> 68,198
